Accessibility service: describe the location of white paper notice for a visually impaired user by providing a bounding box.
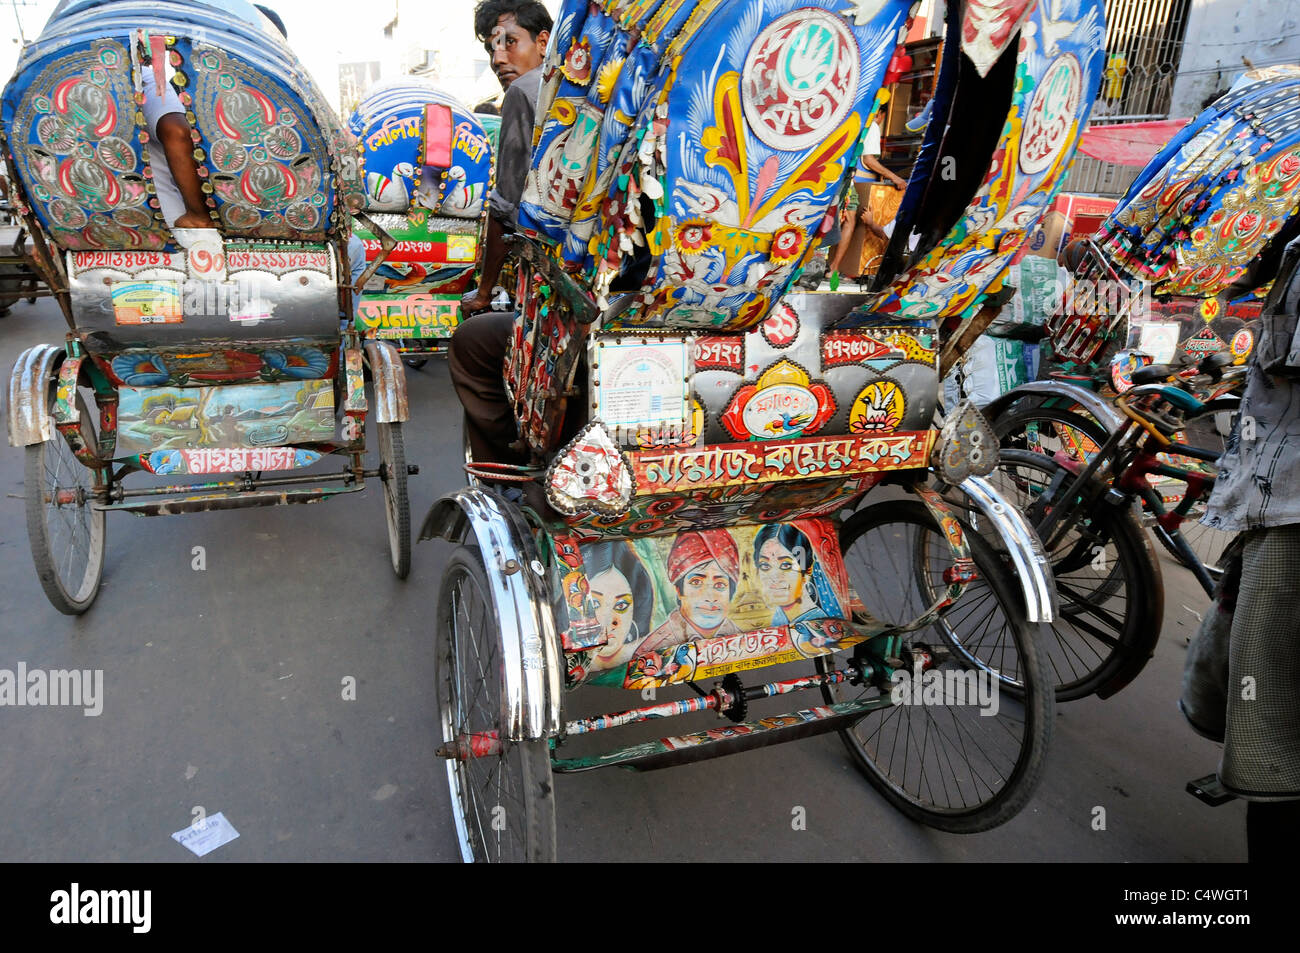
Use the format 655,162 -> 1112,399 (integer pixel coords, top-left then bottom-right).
596,340 -> 688,428
171,812 -> 240,857
1138,322 -> 1180,365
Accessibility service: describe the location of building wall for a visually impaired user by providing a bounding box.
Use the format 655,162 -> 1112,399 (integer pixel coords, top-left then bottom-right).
386,4 -> 492,107
1169,0 -> 1300,116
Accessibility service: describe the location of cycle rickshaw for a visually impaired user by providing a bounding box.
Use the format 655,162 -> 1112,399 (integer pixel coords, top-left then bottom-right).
347,80 -> 496,367
978,68 -> 1300,700
421,0 -> 1106,860
3,0 -> 414,613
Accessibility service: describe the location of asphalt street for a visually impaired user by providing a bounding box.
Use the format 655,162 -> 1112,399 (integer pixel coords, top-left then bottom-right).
0,294 -> 1241,862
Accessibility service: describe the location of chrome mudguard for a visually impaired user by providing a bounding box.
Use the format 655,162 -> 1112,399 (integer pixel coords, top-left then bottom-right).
981,380 -> 1125,435
363,339 -> 410,423
956,475 -> 1058,624
419,487 -> 563,741
6,343 -> 63,447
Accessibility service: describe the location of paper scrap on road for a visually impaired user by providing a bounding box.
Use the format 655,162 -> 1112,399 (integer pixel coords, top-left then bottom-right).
172,812 -> 240,857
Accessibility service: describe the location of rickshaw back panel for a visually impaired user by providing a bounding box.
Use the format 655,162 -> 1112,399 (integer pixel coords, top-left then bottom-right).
348,81 -> 495,348
1,0 -> 362,251
547,518 -> 867,691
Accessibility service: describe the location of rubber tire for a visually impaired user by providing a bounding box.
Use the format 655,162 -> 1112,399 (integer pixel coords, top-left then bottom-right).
25,391 -> 106,614
822,500 -> 1054,834
436,545 -> 556,862
992,402 -> 1109,457
991,448 -> 1165,700
991,401 -> 1143,606
377,421 -> 411,578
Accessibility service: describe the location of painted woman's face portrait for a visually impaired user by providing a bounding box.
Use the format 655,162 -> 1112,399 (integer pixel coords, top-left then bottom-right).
757,538 -> 809,612
589,565 -> 636,663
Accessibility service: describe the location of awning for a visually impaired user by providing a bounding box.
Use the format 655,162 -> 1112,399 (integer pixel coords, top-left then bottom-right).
1076,119 -> 1191,166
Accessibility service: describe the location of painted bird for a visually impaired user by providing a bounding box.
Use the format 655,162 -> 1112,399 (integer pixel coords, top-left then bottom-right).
765,412 -> 813,434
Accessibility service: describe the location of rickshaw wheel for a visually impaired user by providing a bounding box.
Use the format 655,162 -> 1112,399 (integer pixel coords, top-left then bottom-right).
377,421 -> 411,578
436,545 -> 556,862
990,403 -> 1127,606
980,449 -> 1162,701
820,500 -> 1053,834
25,391 -> 106,614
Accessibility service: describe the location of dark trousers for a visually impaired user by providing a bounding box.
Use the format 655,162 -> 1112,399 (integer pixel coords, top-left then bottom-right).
448,311 -> 525,466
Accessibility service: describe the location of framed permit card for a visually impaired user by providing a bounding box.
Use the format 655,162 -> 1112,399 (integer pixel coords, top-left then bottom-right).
590,335 -> 692,447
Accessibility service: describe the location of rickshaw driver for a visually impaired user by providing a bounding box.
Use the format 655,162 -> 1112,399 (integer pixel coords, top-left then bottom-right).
451,0 -> 552,466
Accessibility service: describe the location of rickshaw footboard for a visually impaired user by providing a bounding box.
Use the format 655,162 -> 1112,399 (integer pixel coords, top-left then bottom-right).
96,483 -> 363,516
439,666 -> 901,773
550,697 -> 893,773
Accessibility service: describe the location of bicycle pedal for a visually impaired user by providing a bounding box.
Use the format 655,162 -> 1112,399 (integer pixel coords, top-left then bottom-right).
1186,773 -> 1236,806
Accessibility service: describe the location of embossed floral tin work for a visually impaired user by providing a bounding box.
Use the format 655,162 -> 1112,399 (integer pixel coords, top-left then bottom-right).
867,0 -> 1106,323
1095,66 -> 1300,300
518,0 -> 916,327
2,0 -> 363,251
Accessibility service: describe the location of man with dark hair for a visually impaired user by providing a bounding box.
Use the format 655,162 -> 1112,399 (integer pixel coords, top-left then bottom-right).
451,0 -> 552,465
640,531 -> 743,651
473,0 -> 554,90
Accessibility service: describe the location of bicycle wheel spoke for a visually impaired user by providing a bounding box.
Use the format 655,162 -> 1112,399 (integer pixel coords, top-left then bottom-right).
832,497 -> 1050,828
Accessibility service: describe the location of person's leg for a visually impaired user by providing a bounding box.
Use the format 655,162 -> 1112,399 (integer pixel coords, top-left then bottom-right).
448,312 -> 525,466
346,233 -> 366,320
1219,524 -> 1300,799
156,114 -> 215,229
830,215 -> 858,275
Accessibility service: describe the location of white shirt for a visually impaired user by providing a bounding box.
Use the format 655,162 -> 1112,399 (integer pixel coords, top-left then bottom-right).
140,68 -> 187,228
862,121 -> 882,156
854,121 -> 884,183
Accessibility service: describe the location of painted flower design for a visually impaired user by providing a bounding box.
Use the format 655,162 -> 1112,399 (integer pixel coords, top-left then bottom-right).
675,222 -> 713,253
561,38 -> 592,84
769,225 -> 806,263
1230,211 -> 1260,238
111,353 -> 169,386
563,570 -> 590,609
850,382 -> 904,433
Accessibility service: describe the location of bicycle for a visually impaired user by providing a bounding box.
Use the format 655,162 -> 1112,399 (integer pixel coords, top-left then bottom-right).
988,355 -> 1243,578
975,358 -> 1245,700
